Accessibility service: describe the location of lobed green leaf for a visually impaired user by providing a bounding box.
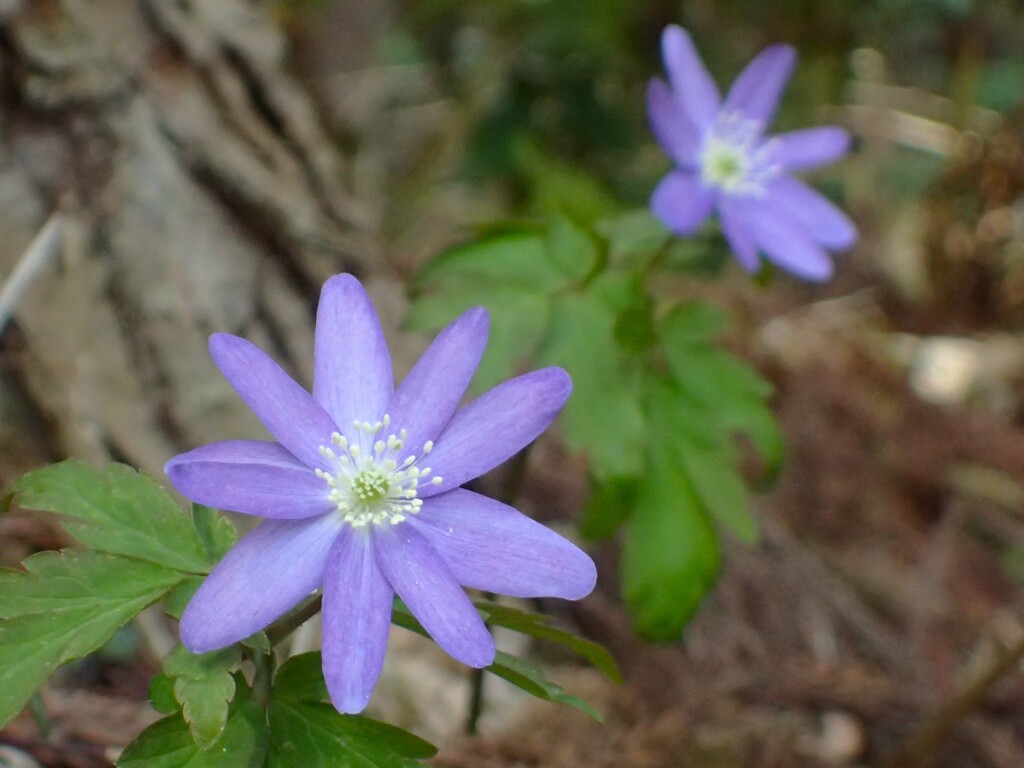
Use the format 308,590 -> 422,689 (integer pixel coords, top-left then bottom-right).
535,272 -> 646,478
118,684 -> 267,768
13,462 -> 210,574
163,645 -> 243,749
191,505 -> 237,562
622,382 -> 722,640
0,550 -> 184,728
545,213 -> 600,281
407,280 -> 552,393
676,438 -> 758,544
414,230 -> 562,293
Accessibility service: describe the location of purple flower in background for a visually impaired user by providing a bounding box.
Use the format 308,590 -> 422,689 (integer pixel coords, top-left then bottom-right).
648,25 -> 857,281
166,274 -> 595,714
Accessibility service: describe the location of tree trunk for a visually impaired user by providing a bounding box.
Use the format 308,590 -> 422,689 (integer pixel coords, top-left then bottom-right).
0,0 -> 372,485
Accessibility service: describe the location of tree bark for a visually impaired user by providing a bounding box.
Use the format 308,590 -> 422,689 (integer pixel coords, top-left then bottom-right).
0,0 -> 373,484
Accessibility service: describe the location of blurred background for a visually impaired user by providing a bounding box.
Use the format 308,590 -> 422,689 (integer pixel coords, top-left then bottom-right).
2,0 -> 1024,766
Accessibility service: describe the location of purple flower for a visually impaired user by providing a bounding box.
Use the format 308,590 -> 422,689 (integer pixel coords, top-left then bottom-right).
648,25 -> 857,281
165,274 -> 596,714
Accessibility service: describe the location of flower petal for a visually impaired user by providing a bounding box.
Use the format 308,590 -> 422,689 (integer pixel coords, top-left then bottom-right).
165,440 -> 333,519
661,25 -> 720,131
723,43 -> 796,126
647,78 -> 700,167
374,525 -> 494,668
769,126 -> 850,171
180,514 -> 342,652
765,176 -> 857,250
322,528 -> 393,714
745,204 -> 834,281
387,307 -> 488,455
313,274 -> 394,436
421,367 -> 572,496
412,489 -> 596,599
651,171 -> 716,235
209,333 -> 338,470
719,198 -> 761,272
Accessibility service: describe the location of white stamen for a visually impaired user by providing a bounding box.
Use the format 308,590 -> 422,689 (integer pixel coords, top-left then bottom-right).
316,413 -> 437,529
700,110 -> 779,196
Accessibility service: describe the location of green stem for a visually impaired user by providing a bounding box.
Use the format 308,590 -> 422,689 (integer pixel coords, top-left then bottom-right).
252,650 -> 274,709
265,594 -> 323,647
642,234 -> 675,277
465,665 -> 486,736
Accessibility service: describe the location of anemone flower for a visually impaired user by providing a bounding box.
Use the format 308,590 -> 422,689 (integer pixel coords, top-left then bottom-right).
166,274 -> 596,714
648,24 -> 857,281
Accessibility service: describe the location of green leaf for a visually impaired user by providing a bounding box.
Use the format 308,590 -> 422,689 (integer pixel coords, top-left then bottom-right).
659,329 -> 784,476
487,652 -> 602,721
664,344 -> 773,405
613,290 -> 655,356
536,272 -> 645,478
719,396 -> 786,484
267,700 -> 436,767
598,208 -> 668,269
407,280 -> 552,393
622,383 -> 721,640
163,645 -> 242,749
272,652 -> 328,703
414,230 -> 563,293
163,576 -> 203,620
514,140 -> 620,224
14,462 -> 210,573
545,213 -> 600,281
660,301 -> 727,345
118,687 -> 267,768
579,477 -> 637,541
474,603 -> 621,683
149,673 -> 180,715
0,550 -> 184,728
191,505 -> 237,562
676,439 -> 758,544
392,602 -> 609,717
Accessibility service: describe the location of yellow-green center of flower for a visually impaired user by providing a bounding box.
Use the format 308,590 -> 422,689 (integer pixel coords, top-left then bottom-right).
315,414 -> 442,528
700,111 -> 779,196
352,468 -> 390,502
702,142 -> 748,190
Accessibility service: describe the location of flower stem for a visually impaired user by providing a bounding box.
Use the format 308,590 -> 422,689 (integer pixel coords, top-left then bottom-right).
265,594 -> 323,647
252,650 -> 274,709
465,663 -> 487,736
